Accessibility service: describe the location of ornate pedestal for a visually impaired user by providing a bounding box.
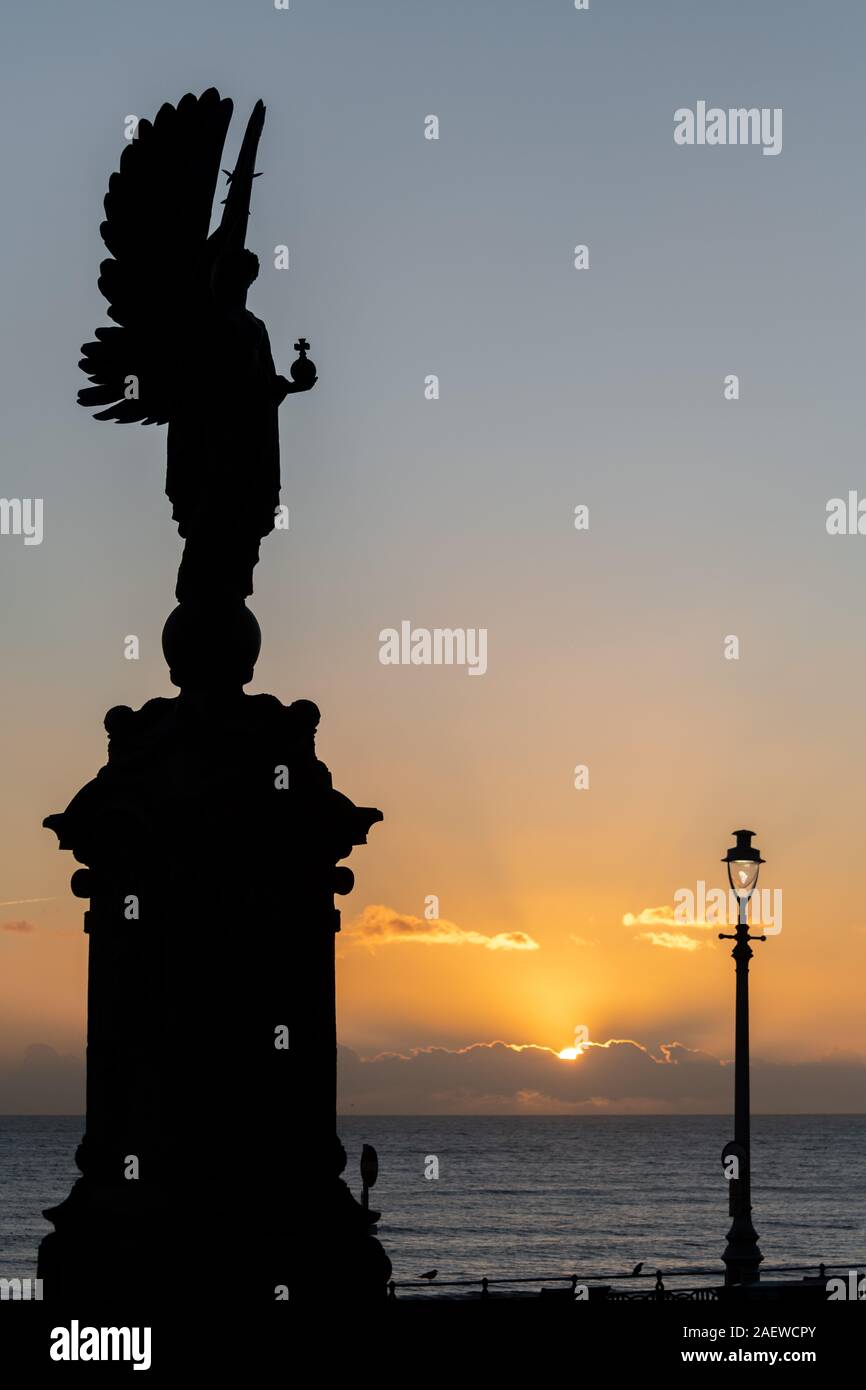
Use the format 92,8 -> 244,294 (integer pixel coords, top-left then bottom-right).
40,677 -> 382,1303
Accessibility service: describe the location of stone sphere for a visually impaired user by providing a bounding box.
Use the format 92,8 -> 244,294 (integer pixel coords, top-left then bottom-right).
161,603 -> 262,691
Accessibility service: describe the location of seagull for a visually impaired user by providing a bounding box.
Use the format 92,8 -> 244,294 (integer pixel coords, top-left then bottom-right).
631,1262 -> 644,1276
419,1269 -> 438,1282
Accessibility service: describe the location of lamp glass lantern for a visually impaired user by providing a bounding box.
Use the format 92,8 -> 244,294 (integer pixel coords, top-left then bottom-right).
722,829 -> 765,915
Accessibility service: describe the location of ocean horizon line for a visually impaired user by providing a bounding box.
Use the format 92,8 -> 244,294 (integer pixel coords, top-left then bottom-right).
4,1111 -> 866,1120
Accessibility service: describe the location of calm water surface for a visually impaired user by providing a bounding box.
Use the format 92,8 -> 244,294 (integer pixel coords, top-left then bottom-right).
2,1115 -> 863,1285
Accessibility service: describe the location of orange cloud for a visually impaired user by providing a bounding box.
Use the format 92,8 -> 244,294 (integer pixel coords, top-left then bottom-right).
623,905 -> 678,927
1,919 -> 34,933
624,905 -> 721,930
637,931 -> 710,951
338,1038 -> 866,1114
348,905 -> 539,952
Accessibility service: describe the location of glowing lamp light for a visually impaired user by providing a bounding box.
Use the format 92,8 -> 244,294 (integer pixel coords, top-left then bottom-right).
722,829 -> 765,902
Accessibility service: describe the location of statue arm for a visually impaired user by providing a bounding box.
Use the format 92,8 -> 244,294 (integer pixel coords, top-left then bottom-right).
255,319 -> 316,400
276,372 -> 317,399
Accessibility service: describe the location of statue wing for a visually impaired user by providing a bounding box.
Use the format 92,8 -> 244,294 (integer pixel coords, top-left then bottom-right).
77,88 -> 234,425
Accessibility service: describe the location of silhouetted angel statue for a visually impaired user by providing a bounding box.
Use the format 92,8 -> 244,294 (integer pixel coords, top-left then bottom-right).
77,88 -> 316,605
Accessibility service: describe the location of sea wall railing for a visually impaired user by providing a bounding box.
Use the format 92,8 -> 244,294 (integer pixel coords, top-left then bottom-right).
387,1260 -> 861,1301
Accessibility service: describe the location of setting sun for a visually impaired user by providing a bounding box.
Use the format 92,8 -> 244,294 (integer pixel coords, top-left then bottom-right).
558,1025 -> 590,1060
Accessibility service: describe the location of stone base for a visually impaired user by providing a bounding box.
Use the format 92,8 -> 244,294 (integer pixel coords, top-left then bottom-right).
41,690 -> 383,1305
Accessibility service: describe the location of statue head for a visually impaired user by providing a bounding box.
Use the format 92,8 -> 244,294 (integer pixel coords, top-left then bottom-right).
211,247 -> 260,307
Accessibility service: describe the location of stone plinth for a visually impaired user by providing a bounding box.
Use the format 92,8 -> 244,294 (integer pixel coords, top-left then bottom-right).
39,690 -> 381,1303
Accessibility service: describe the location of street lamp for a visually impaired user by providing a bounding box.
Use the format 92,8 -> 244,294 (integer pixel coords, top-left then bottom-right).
719,829 -> 766,1286
724,829 -> 764,922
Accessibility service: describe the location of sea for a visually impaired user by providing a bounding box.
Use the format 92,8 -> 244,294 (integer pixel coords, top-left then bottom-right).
2,1114 -> 864,1289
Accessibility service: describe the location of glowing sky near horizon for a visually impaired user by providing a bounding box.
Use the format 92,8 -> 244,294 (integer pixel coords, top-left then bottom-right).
2,0 -> 866,1110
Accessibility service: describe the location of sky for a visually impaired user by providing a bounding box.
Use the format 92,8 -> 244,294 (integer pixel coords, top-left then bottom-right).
1,0 -> 865,1113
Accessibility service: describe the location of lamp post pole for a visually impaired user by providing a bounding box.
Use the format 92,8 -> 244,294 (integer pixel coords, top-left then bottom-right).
719,829 -> 766,1286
